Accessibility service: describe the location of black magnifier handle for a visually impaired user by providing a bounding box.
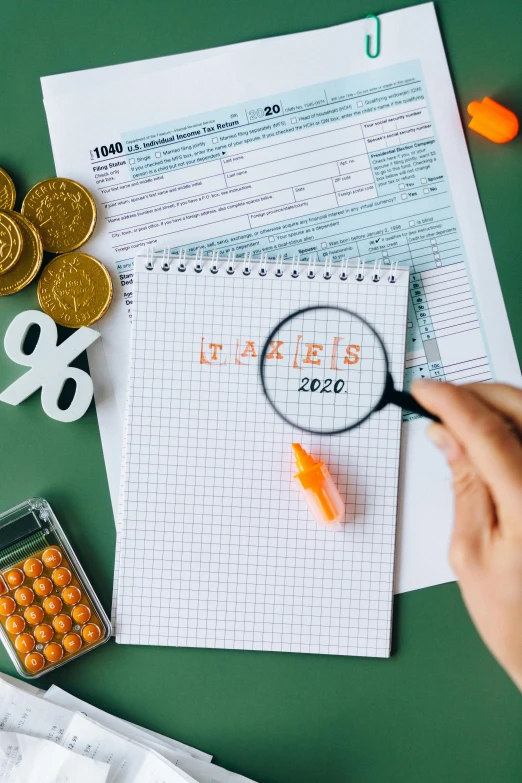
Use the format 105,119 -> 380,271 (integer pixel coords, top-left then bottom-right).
387,385 -> 441,422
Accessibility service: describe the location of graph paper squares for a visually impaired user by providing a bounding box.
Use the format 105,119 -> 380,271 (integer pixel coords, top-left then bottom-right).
114,264 -> 409,657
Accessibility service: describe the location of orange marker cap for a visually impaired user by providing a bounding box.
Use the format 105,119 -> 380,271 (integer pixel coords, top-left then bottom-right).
467,97 -> 519,143
292,444 -> 345,527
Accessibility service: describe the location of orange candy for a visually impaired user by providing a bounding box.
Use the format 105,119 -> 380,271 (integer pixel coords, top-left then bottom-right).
42,548 -> 62,568
25,605 -> 44,625
23,558 -> 43,578
0,596 -> 16,616
61,586 -> 81,606
44,642 -> 63,662
15,633 -> 35,653
82,623 -> 101,643
53,614 -> 72,634
14,587 -> 34,607
72,604 -> 91,624
6,615 -> 25,634
34,624 -> 53,644
52,567 -> 71,587
5,569 -> 24,588
25,651 -> 45,673
0,577 -> 8,596
33,577 -> 53,597
62,633 -> 82,653
43,595 -> 63,615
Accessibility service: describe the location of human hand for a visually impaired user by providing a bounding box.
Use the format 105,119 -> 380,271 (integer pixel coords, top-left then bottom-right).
411,380 -> 522,692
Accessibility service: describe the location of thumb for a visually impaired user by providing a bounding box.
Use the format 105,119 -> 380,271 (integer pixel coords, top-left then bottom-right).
428,424 -> 495,575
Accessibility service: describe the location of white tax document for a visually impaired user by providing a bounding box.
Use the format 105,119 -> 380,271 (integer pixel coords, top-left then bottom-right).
41,2 -> 521,594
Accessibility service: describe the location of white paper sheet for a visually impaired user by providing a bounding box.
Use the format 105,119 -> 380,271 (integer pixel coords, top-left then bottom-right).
60,713 -> 197,783
45,687 -> 254,782
116,262 -> 408,654
40,3 -> 521,594
64,713 -> 255,783
0,733 -> 109,783
0,677 -> 249,783
44,685 -> 212,763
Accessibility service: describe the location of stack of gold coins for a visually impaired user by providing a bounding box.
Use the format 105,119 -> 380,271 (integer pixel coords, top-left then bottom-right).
0,169 -> 43,296
0,169 -> 113,327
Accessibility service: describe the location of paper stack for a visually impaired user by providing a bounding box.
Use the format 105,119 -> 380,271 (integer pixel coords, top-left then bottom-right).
0,674 -> 256,783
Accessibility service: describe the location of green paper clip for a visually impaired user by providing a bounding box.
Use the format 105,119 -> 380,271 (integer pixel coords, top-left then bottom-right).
366,14 -> 380,58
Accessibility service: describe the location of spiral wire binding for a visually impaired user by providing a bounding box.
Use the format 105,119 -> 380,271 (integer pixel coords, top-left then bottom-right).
210,249 -> 219,274
161,247 -> 170,271
388,258 -> 399,283
242,252 -> 253,276
323,256 -> 333,280
145,246 -> 154,270
177,248 -> 188,272
226,250 -> 236,275
138,247 -> 404,283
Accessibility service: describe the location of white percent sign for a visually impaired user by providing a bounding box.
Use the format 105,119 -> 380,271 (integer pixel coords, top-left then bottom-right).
0,310 -> 100,423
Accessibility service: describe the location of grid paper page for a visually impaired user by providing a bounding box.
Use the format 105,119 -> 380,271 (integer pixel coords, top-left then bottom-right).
115,262 -> 409,657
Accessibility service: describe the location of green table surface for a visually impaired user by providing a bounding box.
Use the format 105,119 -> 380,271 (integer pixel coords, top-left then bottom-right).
1,0 -> 522,780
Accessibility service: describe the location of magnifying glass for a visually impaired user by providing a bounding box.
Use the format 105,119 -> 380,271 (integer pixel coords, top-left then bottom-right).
260,305 -> 439,435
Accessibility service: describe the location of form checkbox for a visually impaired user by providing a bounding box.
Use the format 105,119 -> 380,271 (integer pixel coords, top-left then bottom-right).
408,321 -> 413,328
423,188 -> 429,194
401,194 -> 407,200
436,261 -> 442,267
155,152 -> 161,158
212,137 -> 218,143
434,253 -> 440,259
382,250 -> 388,256
399,183 -> 405,190
409,220 -> 415,227
421,178 -> 427,184
321,242 -> 327,249
357,101 -> 363,107
291,117 -> 297,124
269,236 -> 275,242
129,158 -> 135,164
432,246 -> 438,252
431,239 -> 437,244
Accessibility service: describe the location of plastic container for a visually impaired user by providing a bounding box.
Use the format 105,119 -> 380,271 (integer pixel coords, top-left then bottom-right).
0,498 -> 110,677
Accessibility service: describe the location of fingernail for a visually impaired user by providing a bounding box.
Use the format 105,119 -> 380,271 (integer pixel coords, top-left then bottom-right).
427,425 -> 461,462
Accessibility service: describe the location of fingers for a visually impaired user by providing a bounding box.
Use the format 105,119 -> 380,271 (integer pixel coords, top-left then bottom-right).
462,383 -> 522,433
428,424 -> 495,573
412,380 -> 522,529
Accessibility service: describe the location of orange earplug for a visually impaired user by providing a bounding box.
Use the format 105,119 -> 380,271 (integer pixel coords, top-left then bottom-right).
467,97 -> 519,143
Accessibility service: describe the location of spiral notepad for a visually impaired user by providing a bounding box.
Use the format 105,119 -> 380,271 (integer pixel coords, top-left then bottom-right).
114,251 -> 409,657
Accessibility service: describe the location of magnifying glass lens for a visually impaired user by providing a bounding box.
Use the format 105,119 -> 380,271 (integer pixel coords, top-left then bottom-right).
261,307 -> 389,434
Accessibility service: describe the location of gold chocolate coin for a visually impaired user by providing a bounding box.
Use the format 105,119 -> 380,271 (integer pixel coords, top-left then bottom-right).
0,169 -> 16,211
37,252 -> 113,327
0,212 -> 43,296
0,211 -> 23,274
21,177 -> 96,253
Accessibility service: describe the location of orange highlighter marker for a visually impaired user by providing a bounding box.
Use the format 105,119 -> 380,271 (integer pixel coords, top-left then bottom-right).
292,444 -> 345,531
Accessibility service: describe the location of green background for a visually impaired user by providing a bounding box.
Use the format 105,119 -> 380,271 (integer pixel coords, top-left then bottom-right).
1,0 -> 522,780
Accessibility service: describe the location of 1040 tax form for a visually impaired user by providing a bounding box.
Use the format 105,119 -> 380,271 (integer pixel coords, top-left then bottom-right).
41,3 -> 521,594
